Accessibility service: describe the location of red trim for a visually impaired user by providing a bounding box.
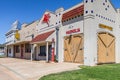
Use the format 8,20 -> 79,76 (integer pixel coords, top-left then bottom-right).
31,30 -> 55,43
62,5 -> 84,21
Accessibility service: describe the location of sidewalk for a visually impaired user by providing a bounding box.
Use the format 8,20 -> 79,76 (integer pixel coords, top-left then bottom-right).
0,58 -> 81,80
0,65 -> 24,80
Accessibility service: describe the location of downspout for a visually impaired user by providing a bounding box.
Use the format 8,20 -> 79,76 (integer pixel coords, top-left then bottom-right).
56,26 -> 59,62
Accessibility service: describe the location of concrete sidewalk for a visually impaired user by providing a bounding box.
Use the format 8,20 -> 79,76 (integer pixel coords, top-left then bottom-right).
0,58 -> 81,80
0,65 -> 24,80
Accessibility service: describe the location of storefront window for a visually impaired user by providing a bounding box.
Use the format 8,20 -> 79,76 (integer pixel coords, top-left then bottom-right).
9,48 -> 11,53
15,45 -> 20,53
25,43 -> 31,53
40,46 -> 46,56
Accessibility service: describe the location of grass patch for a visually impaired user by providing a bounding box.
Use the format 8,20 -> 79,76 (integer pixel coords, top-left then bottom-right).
39,64 -> 120,80
0,55 -> 5,58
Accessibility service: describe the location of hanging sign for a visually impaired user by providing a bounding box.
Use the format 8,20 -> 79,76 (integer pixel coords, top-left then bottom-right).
15,30 -> 20,40
99,24 -> 113,31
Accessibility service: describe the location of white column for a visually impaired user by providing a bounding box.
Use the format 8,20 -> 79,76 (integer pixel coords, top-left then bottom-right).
46,42 -> 49,62
36,45 -> 39,60
31,44 -> 33,61
5,46 -> 8,57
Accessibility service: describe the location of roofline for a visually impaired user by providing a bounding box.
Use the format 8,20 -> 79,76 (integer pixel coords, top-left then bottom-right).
31,30 -> 55,43
46,10 -> 55,14
5,29 -> 18,36
63,1 -> 83,13
30,41 -> 51,44
109,0 -> 117,12
10,41 -> 30,45
23,20 -> 39,28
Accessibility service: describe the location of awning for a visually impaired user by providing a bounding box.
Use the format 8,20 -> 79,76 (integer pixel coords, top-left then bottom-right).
31,30 -> 55,43
8,41 -> 30,46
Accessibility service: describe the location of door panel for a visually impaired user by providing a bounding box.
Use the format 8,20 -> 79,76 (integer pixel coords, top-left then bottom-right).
99,33 -> 107,47
98,37 -> 106,63
64,34 -> 84,63
74,36 -> 84,63
64,38 -> 72,62
98,32 -> 115,64
107,38 -> 115,63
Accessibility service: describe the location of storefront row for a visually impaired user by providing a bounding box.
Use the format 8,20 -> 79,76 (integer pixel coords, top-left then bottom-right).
7,31 -> 115,64
8,30 -> 56,62
10,42 -> 53,62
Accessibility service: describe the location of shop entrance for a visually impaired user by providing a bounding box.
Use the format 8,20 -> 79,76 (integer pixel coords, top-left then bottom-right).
64,34 -> 84,63
39,45 -> 52,60
98,32 -> 115,64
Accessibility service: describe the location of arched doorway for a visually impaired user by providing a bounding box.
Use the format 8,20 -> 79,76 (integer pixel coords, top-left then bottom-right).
97,32 -> 115,64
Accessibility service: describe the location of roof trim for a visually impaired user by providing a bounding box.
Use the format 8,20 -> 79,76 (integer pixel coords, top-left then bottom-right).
31,30 -> 55,43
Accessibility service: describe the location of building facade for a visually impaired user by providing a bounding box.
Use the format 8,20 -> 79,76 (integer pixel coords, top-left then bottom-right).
5,20 -> 21,57
5,0 -> 120,66
57,0 -> 120,66
0,44 -> 5,53
12,21 -> 39,59
31,9 -> 63,61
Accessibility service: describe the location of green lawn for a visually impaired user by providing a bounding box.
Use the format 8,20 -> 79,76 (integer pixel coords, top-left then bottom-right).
0,55 -> 5,58
39,64 -> 120,80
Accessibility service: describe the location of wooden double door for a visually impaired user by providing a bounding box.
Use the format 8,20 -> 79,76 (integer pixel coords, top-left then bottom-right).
98,32 -> 115,64
64,34 -> 84,63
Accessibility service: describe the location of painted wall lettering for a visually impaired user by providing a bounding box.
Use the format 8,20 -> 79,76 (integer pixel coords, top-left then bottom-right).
66,28 -> 80,34
99,24 -> 113,31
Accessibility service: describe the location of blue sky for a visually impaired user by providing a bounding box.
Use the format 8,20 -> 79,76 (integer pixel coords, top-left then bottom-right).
0,0 -> 120,44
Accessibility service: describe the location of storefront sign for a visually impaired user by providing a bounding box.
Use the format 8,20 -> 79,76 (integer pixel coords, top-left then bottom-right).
15,30 -> 20,40
99,24 -> 113,31
42,13 -> 51,26
66,28 -> 80,34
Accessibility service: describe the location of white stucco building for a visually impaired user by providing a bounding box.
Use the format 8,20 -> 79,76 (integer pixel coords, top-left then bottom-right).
31,8 -> 63,61
5,0 -> 120,66
30,0 -> 120,66
5,20 -> 21,57
57,0 -> 120,66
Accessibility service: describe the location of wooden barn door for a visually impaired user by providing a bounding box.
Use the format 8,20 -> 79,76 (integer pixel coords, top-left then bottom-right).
64,34 -> 84,63
98,32 -> 115,64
